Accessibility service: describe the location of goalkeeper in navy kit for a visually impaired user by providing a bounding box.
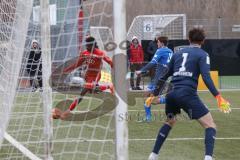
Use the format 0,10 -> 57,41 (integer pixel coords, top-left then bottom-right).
148,28 -> 231,160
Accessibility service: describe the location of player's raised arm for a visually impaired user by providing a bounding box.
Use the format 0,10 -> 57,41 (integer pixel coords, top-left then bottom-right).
103,53 -> 113,68
63,55 -> 84,73
140,60 -> 156,73
138,46 -> 160,74
199,53 -> 231,113
199,54 -> 219,96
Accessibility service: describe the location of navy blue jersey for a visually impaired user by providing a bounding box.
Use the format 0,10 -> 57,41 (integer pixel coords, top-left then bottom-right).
165,45 -> 219,96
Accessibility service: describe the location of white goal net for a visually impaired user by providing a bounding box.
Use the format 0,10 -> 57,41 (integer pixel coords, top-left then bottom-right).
90,26 -> 114,72
0,0 -> 126,159
127,14 -> 187,42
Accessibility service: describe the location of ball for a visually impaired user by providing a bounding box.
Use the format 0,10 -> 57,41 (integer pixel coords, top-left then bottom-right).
69,76 -> 85,86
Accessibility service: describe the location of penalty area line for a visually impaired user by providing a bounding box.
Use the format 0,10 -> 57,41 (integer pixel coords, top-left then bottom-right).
129,137 -> 240,141
128,107 -> 240,112
49,137 -> 240,143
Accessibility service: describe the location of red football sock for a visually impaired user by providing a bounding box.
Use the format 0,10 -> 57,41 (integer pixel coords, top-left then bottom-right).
99,85 -> 108,91
68,99 -> 78,111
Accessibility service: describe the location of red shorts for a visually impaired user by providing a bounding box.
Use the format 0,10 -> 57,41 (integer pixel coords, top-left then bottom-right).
85,73 -> 101,83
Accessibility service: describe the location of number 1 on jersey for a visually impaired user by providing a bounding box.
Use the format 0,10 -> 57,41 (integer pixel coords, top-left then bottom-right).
179,53 -> 188,72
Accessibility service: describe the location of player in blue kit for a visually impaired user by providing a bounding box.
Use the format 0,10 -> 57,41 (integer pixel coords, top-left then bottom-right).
136,36 -> 173,122
148,28 -> 231,160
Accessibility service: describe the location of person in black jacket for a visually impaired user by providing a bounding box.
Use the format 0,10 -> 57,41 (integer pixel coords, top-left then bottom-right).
26,39 -> 42,91
147,37 -> 158,61
147,37 -> 158,80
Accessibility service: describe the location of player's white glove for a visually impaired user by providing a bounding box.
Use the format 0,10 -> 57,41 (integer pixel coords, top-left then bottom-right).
215,94 -> 231,113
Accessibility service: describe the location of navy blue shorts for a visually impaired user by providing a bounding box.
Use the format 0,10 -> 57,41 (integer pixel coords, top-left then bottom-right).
165,88 -> 209,120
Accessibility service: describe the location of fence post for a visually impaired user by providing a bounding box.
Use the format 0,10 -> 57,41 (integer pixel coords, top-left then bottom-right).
218,16 -> 222,39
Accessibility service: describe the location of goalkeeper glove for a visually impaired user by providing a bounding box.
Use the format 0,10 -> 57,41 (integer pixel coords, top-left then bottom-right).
215,94 -> 231,113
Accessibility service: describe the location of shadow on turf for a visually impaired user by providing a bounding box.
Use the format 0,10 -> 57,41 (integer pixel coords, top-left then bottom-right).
50,54 -> 173,121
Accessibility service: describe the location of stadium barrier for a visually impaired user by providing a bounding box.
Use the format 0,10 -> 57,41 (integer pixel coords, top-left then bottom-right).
198,71 -> 219,90
142,39 -> 240,76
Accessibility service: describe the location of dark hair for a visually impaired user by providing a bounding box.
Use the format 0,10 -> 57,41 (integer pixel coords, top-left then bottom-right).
157,36 -> 168,46
85,36 -> 96,45
85,36 -> 99,49
188,28 -> 205,44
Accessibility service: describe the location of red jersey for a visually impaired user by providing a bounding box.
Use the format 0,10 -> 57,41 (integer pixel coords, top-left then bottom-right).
129,44 -> 144,63
64,48 -> 113,82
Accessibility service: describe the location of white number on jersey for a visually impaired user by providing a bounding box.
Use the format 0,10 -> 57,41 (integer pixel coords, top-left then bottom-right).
179,53 -> 188,72
167,52 -> 173,63
206,56 -> 210,65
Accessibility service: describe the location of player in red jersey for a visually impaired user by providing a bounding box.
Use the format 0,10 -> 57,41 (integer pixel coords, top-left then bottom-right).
52,36 -> 113,120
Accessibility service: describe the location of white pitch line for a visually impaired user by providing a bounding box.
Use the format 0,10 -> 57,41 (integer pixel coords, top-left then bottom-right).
9,108 -> 240,115
4,132 -> 42,160
130,137 -> 240,141
128,86 -> 240,92
128,107 -> 240,112
198,89 -> 240,92
44,137 -> 240,143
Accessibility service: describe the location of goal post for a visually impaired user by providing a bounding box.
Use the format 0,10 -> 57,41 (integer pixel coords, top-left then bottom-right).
0,0 -> 33,147
113,1 -> 128,160
40,0 -> 53,159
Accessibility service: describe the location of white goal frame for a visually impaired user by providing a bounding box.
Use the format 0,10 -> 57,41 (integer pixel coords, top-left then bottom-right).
113,1 -> 128,160
127,14 -> 187,42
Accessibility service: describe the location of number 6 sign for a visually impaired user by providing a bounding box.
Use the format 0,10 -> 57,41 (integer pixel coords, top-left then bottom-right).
143,21 -> 153,32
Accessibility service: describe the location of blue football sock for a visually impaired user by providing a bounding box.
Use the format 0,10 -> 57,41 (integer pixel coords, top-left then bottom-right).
152,124 -> 172,154
147,106 -> 152,121
144,104 -> 152,121
159,96 -> 166,104
205,127 -> 216,156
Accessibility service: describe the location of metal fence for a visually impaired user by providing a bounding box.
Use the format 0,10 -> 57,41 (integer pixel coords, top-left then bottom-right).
187,18 -> 240,39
